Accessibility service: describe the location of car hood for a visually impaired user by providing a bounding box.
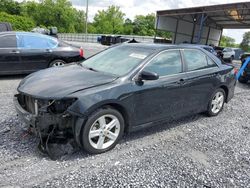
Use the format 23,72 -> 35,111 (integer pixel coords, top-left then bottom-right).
18,64 -> 117,99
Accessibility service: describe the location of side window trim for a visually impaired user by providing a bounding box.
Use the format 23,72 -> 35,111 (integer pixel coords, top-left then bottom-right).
143,49 -> 184,78
206,56 -> 219,68
134,49 -> 185,80
181,48 -> 218,73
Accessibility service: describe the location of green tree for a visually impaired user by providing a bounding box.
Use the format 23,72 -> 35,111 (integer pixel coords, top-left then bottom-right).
156,30 -> 172,39
123,18 -> 133,35
240,31 -> 250,52
93,5 -> 125,34
0,12 -> 35,31
0,0 -> 22,15
21,0 -> 85,33
133,13 -> 155,36
220,35 -> 237,47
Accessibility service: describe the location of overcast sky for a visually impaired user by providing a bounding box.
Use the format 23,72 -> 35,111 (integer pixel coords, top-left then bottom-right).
71,0 -> 249,43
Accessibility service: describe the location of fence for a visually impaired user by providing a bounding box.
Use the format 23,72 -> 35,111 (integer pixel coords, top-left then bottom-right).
58,33 -> 155,43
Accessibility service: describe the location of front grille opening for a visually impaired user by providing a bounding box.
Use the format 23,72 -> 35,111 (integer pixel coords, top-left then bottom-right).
17,94 -> 36,114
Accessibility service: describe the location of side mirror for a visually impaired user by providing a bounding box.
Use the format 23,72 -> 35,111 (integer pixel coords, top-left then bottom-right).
138,71 -> 159,81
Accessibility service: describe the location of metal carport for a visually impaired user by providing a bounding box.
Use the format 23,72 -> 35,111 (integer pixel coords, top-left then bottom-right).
155,2 -> 250,45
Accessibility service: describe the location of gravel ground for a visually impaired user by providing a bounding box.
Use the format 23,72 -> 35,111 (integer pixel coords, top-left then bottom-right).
0,43 -> 249,187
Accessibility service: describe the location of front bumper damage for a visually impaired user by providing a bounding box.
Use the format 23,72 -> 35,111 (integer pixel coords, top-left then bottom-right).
14,94 -> 78,159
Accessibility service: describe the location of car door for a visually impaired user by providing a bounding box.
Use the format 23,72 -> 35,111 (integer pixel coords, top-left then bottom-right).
181,49 -> 220,114
0,33 -> 22,74
132,50 -> 189,126
17,34 -> 58,71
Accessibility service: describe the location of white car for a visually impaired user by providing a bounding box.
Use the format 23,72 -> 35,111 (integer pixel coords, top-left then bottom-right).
222,48 -> 235,61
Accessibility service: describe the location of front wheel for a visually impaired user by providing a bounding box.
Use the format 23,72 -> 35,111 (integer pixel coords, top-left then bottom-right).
207,89 -> 225,116
81,107 -> 124,154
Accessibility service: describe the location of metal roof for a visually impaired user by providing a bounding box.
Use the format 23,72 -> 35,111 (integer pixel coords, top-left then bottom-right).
157,2 -> 250,29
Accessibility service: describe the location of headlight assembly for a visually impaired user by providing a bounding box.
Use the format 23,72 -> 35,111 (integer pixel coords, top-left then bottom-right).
48,98 -> 77,114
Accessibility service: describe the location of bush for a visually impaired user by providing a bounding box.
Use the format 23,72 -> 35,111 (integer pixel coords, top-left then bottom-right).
0,12 -> 35,31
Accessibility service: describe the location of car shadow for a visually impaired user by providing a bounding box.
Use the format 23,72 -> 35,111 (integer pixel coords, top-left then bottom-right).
1,111 -> 206,162
64,113 -> 204,161
237,81 -> 250,89
0,74 -> 27,80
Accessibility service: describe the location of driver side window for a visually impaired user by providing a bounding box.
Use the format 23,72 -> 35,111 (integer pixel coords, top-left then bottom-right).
143,50 -> 182,77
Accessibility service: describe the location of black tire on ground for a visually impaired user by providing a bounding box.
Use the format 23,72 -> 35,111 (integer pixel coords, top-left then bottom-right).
80,107 -> 125,154
238,76 -> 248,84
206,88 -> 226,117
229,56 -> 234,63
49,59 -> 66,67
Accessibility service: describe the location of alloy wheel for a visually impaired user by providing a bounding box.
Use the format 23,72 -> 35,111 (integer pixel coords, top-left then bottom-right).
211,91 -> 224,114
88,114 -> 120,150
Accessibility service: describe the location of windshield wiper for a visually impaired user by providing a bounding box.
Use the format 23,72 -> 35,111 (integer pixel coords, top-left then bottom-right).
79,64 -> 98,72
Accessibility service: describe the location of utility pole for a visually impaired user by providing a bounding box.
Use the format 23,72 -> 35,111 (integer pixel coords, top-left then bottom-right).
85,0 -> 89,42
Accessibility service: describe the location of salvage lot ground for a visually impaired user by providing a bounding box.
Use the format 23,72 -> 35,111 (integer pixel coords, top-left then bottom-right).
0,43 -> 250,187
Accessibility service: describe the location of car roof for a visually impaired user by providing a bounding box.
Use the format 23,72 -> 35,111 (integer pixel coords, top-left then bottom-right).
180,43 -> 213,48
122,43 -> 209,51
0,31 -> 52,38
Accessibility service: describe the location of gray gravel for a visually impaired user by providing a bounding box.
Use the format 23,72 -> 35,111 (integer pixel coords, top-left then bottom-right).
0,43 -> 249,187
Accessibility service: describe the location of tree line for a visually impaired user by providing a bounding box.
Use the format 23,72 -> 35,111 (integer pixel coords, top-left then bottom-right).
0,0 -> 249,51
0,0 -> 170,38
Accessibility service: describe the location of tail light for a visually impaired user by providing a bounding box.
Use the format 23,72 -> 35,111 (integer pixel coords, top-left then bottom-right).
233,68 -> 238,75
79,47 -> 84,57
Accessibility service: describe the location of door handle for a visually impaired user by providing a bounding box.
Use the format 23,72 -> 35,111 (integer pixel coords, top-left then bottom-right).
9,50 -> 20,54
176,79 -> 185,85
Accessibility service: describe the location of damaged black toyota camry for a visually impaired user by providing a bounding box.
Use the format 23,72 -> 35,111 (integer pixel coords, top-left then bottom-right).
14,43 -> 236,156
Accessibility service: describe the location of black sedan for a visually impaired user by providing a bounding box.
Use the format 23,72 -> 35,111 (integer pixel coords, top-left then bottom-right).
14,44 -> 236,155
0,32 -> 84,75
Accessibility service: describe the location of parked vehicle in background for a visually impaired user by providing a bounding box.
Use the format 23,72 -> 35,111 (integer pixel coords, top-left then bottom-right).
238,52 -> 250,84
0,32 -> 85,75
222,48 -> 235,61
14,43 -> 236,156
233,48 -> 244,60
31,27 -> 58,38
214,46 -> 224,60
0,22 -> 13,32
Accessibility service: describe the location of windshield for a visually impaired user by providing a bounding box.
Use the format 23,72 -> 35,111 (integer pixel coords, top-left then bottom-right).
81,45 -> 153,76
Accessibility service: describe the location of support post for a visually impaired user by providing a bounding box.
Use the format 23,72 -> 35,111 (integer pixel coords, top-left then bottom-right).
197,13 -> 208,44
191,22 -> 196,43
218,29 -> 223,46
85,0 -> 89,42
206,27 -> 211,45
154,15 -> 159,41
173,19 -> 179,44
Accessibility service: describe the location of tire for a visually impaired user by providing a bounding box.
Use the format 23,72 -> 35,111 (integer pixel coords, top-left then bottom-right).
49,59 -> 65,67
80,107 -> 125,154
206,88 -> 226,117
238,76 -> 248,84
229,56 -> 234,63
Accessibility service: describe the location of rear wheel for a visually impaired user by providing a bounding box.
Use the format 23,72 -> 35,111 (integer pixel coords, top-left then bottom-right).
207,88 -> 225,116
49,59 -> 65,67
81,107 -> 124,154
